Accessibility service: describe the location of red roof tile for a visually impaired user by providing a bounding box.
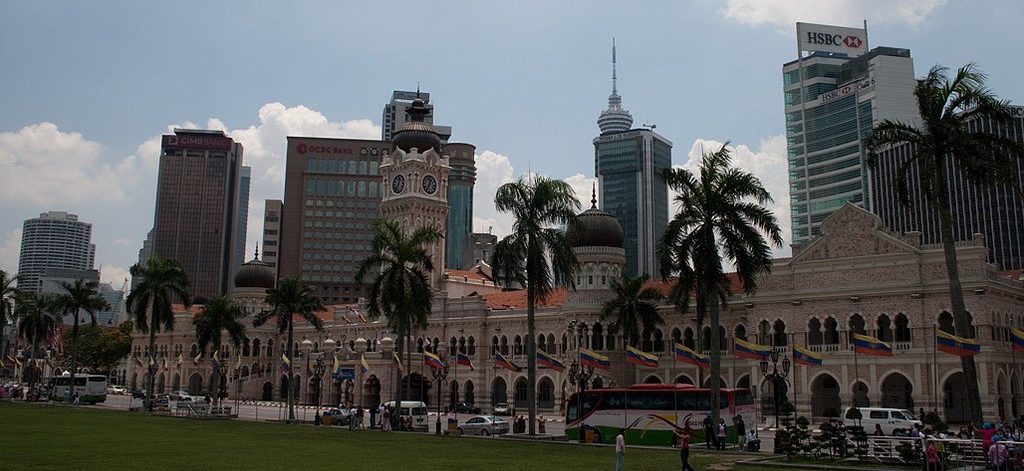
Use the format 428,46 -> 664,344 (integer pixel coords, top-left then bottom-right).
482,288 -> 568,310
641,273 -> 745,298
445,268 -> 493,283
1000,269 -> 1021,280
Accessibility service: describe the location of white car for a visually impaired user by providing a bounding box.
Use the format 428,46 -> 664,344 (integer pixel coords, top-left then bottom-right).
107,385 -> 126,395
844,407 -> 922,435
457,416 -> 510,436
170,391 -> 197,402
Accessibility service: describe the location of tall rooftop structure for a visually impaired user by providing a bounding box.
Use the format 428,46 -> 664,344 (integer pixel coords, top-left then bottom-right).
17,211 -> 96,293
784,22 -> 919,244
594,40 -> 670,276
234,166 -> 251,273
149,129 -> 245,301
382,90 -> 452,142
444,142 -> 476,270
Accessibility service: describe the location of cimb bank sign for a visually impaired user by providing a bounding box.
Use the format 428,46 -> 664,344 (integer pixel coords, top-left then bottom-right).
797,22 -> 868,57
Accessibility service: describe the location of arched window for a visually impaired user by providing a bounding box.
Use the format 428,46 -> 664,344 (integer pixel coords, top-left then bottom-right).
683,328 -> 695,350
734,325 -> 747,341
242,338 -> 251,357
641,329 -> 654,352
808,318 -> 823,345
877,314 -> 893,342
849,314 -> 866,343
758,320 -> 771,344
458,336 -> 466,354
561,334 -> 567,354
491,336 -> 499,355
537,334 -> 547,353
252,338 -> 261,357
468,337 -> 476,355
416,338 -> 424,353
592,323 -> 604,351
772,320 -> 787,346
718,326 -> 726,352
824,317 -> 839,345
701,326 -> 711,352
547,334 -> 556,354
449,337 -> 457,356
938,311 -> 954,334
513,335 -> 523,356
266,342 -> 273,358
605,324 -> 617,351
653,329 -> 664,352
433,337 -> 440,354
893,314 -> 911,343
501,336 -> 509,355
671,328 -> 682,346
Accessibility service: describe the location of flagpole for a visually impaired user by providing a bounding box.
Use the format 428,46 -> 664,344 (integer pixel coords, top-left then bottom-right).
931,324 -> 938,414
673,341 -> 678,429
852,330 -> 859,408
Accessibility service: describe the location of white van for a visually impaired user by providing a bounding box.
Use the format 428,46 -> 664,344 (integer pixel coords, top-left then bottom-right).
844,407 -> 922,435
384,400 -> 429,432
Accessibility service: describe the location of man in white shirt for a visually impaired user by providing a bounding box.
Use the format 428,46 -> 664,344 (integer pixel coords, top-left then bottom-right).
615,428 -> 626,471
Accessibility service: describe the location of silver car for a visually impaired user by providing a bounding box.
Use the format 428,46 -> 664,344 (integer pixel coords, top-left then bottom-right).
457,415 -> 510,436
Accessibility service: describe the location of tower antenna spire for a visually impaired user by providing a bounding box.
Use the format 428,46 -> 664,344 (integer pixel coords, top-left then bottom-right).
612,38 -> 618,95
591,182 -> 597,208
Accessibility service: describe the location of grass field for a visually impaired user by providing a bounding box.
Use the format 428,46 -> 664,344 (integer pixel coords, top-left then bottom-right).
1,402 -> 730,470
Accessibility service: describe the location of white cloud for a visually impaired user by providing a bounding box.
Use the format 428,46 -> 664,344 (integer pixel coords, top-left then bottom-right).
99,265 -> 130,288
721,0 -> 945,28
472,150 -> 516,237
0,229 -> 22,275
674,135 -> 792,258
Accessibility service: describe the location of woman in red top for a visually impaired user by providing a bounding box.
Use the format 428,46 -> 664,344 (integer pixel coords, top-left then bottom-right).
675,428 -> 696,471
925,440 -> 940,471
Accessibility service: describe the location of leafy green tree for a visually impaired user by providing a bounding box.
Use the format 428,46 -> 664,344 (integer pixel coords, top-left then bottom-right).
659,143 -> 782,429
60,279 -> 111,401
14,292 -> 59,387
127,256 -> 191,411
356,219 -> 441,418
61,324 -> 132,375
865,64 -> 1024,423
491,176 -> 581,435
254,278 -> 324,422
600,274 -> 665,351
1,269 -> 19,358
194,296 -> 247,401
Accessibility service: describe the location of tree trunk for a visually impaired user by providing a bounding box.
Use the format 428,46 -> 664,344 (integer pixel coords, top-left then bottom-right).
405,333 -> 412,423
69,308 -> 80,403
526,239 -> 537,436
29,331 -> 38,389
394,327 -> 403,426
287,320 -> 295,421
146,298 -> 157,412
934,165 -> 983,423
709,292 -> 722,430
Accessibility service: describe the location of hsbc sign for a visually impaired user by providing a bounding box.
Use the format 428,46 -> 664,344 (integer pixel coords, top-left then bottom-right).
797,22 -> 868,57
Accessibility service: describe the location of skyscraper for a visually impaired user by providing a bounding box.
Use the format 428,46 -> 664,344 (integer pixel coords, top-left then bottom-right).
381,90 -> 452,142
594,40 -> 671,277
784,23 -> 919,244
872,105 -> 1024,270
17,211 -> 96,293
261,199 -> 283,271
278,137 -> 390,304
444,142 -> 476,269
149,129 -> 245,301
234,166 -> 252,272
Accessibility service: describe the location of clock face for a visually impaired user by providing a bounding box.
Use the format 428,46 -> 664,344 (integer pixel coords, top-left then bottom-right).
392,175 -> 406,194
422,175 -> 438,194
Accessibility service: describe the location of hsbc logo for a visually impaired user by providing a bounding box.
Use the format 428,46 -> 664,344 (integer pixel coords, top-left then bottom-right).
807,32 -> 862,49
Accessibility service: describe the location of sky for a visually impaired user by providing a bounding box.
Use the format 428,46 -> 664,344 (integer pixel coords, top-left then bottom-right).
1,0 -> 1022,287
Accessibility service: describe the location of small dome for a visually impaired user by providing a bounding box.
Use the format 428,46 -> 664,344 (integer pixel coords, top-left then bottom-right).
567,187 -> 624,249
392,96 -> 442,154
234,257 -> 276,289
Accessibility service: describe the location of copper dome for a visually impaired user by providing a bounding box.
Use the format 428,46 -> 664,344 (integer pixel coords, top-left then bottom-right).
234,257 -> 276,289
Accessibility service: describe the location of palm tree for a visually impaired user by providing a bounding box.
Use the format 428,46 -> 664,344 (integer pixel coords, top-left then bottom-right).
356,219 -> 441,423
254,277 -> 324,422
491,175 -> 581,435
14,292 -> 59,388
601,274 -> 665,351
127,256 -> 191,411
193,295 -> 247,402
865,64 -> 1023,423
658,143 -> 782,428
60,278 -> 111,402
1,269 -> 19,358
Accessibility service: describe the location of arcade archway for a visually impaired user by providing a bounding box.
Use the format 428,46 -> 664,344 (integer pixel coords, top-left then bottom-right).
810,374 -> 842,418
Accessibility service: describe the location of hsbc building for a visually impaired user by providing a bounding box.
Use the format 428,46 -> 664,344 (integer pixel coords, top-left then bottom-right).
782,22 -> 920,244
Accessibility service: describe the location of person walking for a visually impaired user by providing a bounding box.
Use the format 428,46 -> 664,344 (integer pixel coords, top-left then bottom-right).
735,415 -> 747,452
988,436 -> 1008,471
925,439 -> 939,471
717,419 -> 727,451
615,428 -> 626,471
675,427 -> 696,471
703,415 -> 714,449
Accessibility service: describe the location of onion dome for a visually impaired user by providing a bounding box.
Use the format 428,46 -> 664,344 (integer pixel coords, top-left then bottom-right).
567,185 -> 625,249
392,96 -> 442,154
234,247 -> 276,289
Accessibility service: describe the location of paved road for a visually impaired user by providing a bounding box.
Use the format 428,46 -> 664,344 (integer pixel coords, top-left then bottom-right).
95,394 -> 567,436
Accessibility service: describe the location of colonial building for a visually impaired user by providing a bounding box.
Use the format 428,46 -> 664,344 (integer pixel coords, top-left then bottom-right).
128,203 -> 1024,425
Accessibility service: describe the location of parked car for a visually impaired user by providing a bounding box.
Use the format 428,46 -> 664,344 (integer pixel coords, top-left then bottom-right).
454,402 -> 481,414
844,407 -> 921,435
169,391 -> 197,402
492,403 -> 512,416
457,416 -> 510,436
131,389 -> 147,399
106,385 -> 126,395
324,407 -> 351,426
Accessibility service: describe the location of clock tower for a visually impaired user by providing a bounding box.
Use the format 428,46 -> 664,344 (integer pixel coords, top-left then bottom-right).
380,96 -> 451,289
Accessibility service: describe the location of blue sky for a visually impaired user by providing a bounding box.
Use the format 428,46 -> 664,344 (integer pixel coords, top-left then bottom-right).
2,0 -> 1022,284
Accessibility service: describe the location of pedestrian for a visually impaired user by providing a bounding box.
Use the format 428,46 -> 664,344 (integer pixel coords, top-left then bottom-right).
382,408 -> 390,432
703,415 -> 714,449
356,406 -> 364,429
73,391 -> 80,405
735,415 -> 747,451
989,436 -> 1008,471
925,439 -> 939,471
369,404 -> 377,429
675,427 -> 696,471
615,428 -> 626,471
717,419 -> 726,451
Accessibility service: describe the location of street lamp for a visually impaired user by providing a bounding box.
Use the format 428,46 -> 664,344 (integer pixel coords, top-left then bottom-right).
758,348 -> 791,429
431,347 -> 450,436
302,340 -> 327,424
567,358 -> 595,443
324,337 -> 337,407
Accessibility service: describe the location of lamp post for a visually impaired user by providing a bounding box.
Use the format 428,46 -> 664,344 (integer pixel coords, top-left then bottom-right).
431,349 -> 450,436
215,351 -> 228,408
324,337 -> 337,408
567,357 -> 594,443
758,348 -> 791,429
301,339 -> 327,424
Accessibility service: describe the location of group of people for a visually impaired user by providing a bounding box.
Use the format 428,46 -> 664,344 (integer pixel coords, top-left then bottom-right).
699,414 -> 749,451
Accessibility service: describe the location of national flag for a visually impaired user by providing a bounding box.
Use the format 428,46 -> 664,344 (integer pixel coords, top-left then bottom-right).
456,352 -> 475,370
193,351 -> 202,366
235,354 -> 242,369
393,353 -> 405,374
1011,327 -> 1024,353
734,338 -> 772,361
674,343 -> 710,368
579,349 -> 610,370
175,353 -> 183,367
936,330 -> 981,357
161,358 -> 168,371
48,323 -> 64,351
350,307 -> 368,323
333,354 -> 339,374
341,313 -> 351,324
852,334 -> 893,357
424,350 -> 445,369
793,345 -> 824,366
536,348 -> 565,372
281,353 -> 291,370
148,356 -> 155,367
360,355 -> 369,374
134,356 -> 144,368
494,352 -> 521,372
625,345 -> 659,368
211,349 -> 221,368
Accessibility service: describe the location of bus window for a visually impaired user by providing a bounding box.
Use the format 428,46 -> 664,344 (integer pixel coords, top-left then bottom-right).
679,392 -> 697,410
567,402 -> 578,422
627,392 -> 673,410
733,390 -> 754,406
600,392 -> 625,410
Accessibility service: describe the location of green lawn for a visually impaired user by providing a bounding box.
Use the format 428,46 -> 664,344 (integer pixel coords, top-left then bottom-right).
1,402 -> 732,470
